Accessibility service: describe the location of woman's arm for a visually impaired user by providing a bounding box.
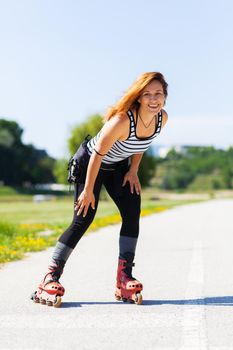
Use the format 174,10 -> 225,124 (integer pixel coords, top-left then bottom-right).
130,153 -> 144,172
84,115 -> 128,192
76,115 -> 128,217
122,153 -> 143,195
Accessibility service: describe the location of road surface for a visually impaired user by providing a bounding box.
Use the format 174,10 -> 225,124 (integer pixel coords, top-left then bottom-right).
1,199 -> 233,350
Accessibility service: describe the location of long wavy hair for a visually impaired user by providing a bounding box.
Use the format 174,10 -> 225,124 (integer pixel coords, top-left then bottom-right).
104,72 -> 168,121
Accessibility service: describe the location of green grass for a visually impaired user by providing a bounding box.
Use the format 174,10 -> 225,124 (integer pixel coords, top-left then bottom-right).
0,221 -> 58,263
0,197 -> 120,225
0,191 -> 207,225
0,190 -> 209,264
0,186 -> 18,196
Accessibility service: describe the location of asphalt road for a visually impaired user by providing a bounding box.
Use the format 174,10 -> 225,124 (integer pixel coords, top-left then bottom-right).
1,199 -> 233,350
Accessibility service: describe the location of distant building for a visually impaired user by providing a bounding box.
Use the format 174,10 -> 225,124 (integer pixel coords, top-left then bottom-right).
34,183 -> 69,191
151,144 -> 191,158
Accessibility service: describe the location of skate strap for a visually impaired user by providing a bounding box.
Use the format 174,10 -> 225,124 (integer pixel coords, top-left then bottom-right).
44,279 -> 54,287
123,262 -> 135,268
44,279 -> 60,287
42,272 -> 60,286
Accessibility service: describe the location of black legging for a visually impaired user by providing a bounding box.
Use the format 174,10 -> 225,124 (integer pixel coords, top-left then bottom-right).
59,164 -> 141,249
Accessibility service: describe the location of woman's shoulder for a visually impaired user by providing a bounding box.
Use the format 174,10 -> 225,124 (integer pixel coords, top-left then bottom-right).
102,112 -> 130,134
106,112 -> 130,126
161,109 -> 168,128
103,112 -> 130,141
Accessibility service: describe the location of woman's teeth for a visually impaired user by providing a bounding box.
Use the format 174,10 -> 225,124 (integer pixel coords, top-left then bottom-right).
149,104 -> 159,108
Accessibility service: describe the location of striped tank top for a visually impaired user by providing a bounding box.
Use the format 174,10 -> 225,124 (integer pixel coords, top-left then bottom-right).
87,109 -> 163,165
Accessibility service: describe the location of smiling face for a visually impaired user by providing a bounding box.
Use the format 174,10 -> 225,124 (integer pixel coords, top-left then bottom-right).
138,80 -> 166,115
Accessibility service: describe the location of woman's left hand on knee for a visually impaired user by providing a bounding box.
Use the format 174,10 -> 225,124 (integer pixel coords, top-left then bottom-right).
75,189 -> 95,217
122,171 -> 141,195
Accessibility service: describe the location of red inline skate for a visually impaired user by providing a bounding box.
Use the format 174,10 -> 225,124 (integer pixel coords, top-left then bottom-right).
31,261 -> 65,308
115,254 -> 143,305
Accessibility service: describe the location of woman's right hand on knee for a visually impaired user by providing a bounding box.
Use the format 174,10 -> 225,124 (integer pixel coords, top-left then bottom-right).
75,189 -> 95,217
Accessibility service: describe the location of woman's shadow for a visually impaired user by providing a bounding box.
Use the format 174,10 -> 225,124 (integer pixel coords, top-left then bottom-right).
62,296 -> 233,308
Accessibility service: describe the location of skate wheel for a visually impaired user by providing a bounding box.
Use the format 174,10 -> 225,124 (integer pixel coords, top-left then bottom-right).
135,293 -> 143,305
122,298 -> 128,303
46,300 -> 53,307
53,296 -> 62,308
31,292 -> 40,304
115,295 -> 121,301
30,291 -> 40,303
40,299 -> 46,305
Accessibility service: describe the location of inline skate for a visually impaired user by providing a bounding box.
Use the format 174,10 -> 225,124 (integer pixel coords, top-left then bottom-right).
31,260 -> 65,308
115,253 -> 143,305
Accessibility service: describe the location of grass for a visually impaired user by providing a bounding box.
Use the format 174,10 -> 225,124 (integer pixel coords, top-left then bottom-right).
0,221 -> 58,263
0,189 -> 210,264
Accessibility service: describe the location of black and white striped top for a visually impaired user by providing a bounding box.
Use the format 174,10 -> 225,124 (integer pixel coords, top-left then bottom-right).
87,109 -> 163,164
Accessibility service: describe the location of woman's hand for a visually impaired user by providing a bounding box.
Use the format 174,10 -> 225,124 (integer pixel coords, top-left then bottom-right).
122,170 -> 141,195
75,189 -> 95,217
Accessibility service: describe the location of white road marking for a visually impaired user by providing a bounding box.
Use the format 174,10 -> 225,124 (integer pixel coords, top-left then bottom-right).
180,241 -> 207,349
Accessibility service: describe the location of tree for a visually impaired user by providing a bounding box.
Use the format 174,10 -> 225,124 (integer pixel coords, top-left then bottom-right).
152,145 -> 233,191
54,158 -> 68,184
0,119 -> 55,186
68,114 -> 103,154
53,114 -> 103,184
0,120 -> 23,146
138,150 -> 157,187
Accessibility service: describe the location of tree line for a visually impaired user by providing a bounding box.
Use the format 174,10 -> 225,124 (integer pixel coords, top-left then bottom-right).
153,146 -> 233,190
0,119 -> 55,186
1,117 -> 232,191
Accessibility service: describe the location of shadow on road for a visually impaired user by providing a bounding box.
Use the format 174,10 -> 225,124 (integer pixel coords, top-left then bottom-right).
62,301 -> 121,308
61,296 -> 233,308
143,296 -> 233,306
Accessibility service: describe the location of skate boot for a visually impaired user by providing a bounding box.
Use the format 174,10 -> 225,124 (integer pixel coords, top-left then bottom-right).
31,260 -> 65,308
115,252 -> 143,305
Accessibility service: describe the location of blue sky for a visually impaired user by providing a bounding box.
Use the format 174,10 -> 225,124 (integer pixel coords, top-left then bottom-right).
0,0 -> 232,158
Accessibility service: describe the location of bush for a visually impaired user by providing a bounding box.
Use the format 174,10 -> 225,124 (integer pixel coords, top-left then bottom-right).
0,186 -> 17,196
188,173 -> 226,191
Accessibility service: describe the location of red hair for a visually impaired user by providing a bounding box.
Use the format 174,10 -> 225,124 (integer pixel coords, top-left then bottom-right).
104,72 -> 168,121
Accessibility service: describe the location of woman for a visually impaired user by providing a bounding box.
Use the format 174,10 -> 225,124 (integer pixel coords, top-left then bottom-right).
31,72 -> 168,307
